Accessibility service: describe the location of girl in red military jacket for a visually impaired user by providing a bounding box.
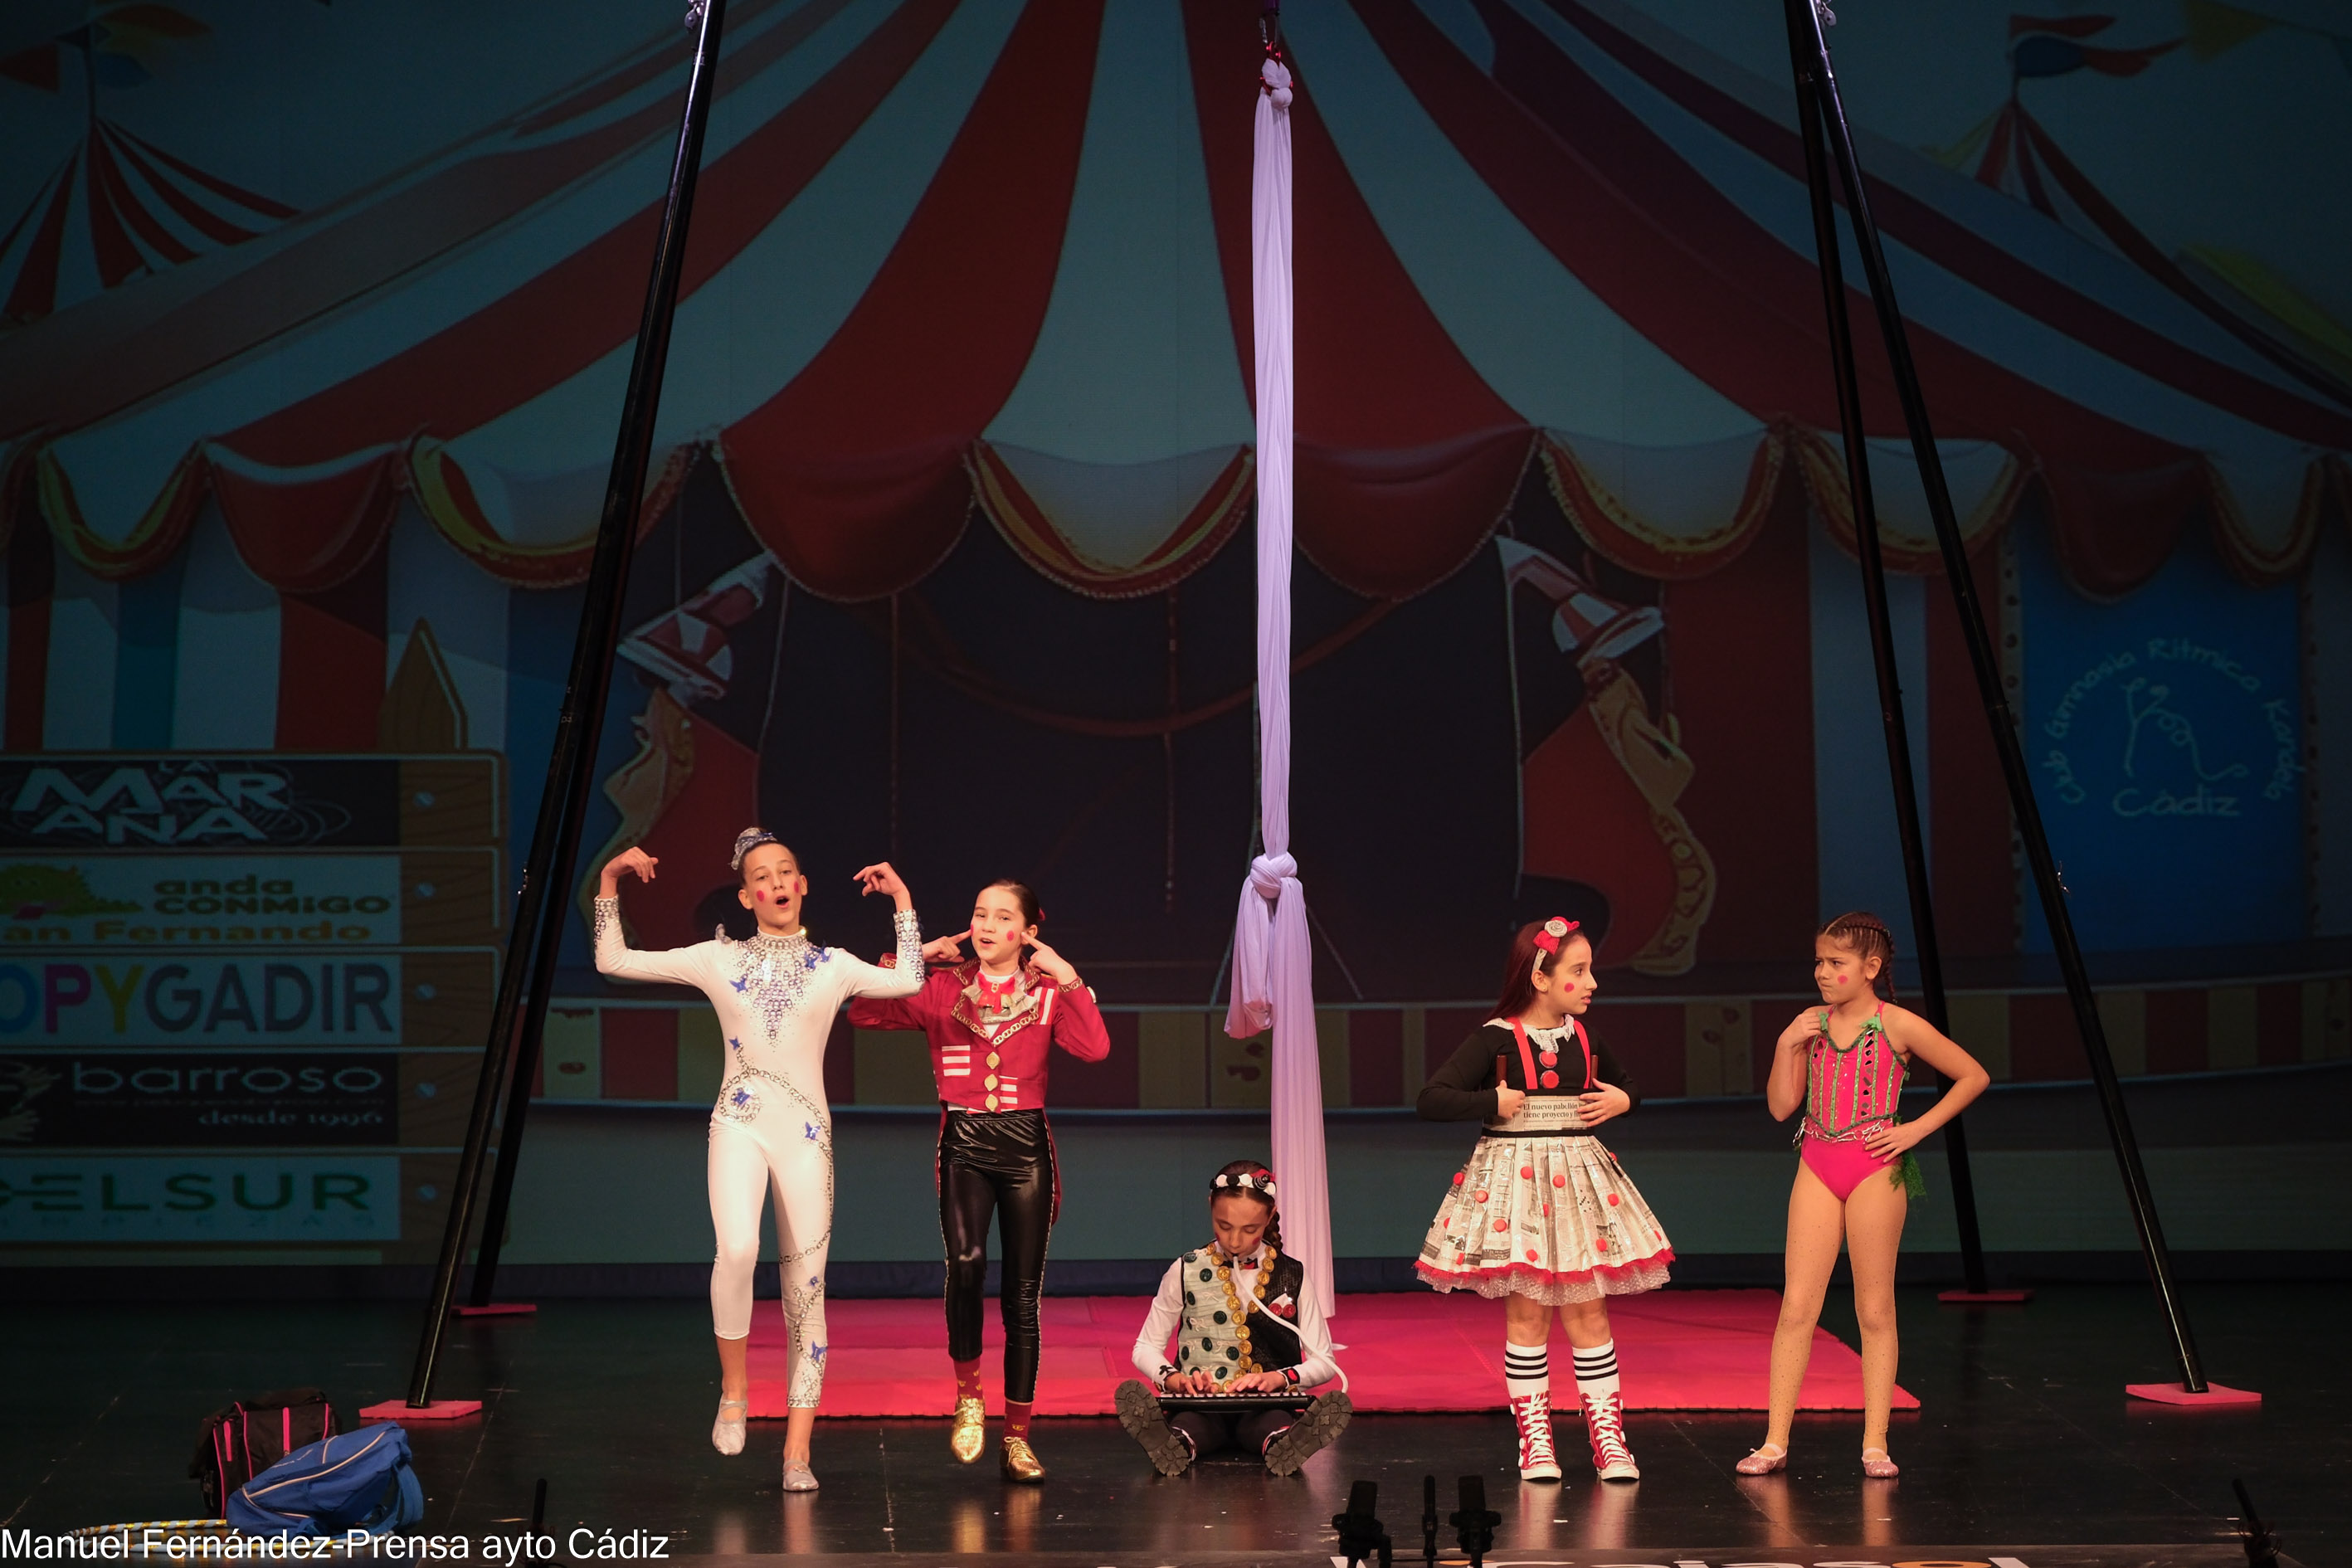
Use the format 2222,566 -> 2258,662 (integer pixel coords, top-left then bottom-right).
849,879 -> 1109,1483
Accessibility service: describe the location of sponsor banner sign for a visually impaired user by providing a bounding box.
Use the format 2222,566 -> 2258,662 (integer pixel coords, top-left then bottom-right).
0,1155 -> 402,1240
0,1053 -> 398,1146
0,756 -> 500,850
1,855 -> 397,944
0,851 -> 502,947
0,956 -> 403,1045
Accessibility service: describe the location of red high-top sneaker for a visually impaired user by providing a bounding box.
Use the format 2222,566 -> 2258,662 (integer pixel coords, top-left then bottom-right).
1512,1390 -> 1562,1482
1581,1390 -> 1640,1481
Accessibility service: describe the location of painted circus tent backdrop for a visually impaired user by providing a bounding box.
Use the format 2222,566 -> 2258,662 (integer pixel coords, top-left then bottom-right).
0,0 -> 2348,1127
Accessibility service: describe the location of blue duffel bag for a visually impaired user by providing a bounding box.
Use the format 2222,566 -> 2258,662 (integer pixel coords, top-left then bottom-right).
226,1422 -> 424,1537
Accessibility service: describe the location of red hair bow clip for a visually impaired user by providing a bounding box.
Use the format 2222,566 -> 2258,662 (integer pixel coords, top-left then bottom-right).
1532,917 -> 1580,955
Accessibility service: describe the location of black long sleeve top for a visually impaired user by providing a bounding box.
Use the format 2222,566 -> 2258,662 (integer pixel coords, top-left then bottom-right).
1415,1019 -> 1643,1123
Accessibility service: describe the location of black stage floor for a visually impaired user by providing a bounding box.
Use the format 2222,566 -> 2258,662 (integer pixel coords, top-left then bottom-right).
4,1284 -> 2340,1566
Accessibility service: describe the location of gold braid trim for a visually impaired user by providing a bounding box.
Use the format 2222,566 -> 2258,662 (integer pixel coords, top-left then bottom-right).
1211,1244 -> 1276,1376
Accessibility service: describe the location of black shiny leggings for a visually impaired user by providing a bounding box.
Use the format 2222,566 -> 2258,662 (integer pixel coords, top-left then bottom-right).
938,1108 -> 1058,1405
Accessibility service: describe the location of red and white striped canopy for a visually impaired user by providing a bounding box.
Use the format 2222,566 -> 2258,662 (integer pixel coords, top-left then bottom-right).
4,0 -> 2346,610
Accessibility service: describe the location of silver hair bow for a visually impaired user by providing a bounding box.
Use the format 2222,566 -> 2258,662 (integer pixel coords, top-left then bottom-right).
730,827 -> 779,872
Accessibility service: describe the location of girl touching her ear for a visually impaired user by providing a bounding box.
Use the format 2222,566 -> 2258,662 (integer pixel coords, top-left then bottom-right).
846,879 -> 1108,1483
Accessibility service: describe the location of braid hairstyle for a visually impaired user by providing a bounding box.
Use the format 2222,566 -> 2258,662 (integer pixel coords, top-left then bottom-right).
1209,1159 -> 1283,1253
1820,910 -> 1897,1001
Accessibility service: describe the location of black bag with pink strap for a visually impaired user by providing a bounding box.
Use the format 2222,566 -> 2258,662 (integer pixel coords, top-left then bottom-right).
188,1388 -> 338,1515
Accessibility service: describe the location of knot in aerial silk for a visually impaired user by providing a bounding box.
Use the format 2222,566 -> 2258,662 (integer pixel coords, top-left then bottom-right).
1248,853 -> 1298,901
1260,56 -> 1293,108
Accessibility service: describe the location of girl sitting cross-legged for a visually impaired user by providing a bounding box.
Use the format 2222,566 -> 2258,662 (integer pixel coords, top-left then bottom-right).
1113,1161 -> 1353,1478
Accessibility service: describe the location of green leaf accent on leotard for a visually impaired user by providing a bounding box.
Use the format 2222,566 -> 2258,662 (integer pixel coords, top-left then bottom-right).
1895,1152 -> 1926,1199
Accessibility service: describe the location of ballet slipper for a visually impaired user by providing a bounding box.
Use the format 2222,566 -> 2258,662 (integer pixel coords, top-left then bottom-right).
1861,1446 -> 1900,1478
711,1396 -> 748,1456
1735,1442 -> 1787,1476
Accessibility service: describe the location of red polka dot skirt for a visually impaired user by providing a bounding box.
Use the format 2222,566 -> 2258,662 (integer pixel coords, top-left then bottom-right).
1418,1132 -> 1673,1305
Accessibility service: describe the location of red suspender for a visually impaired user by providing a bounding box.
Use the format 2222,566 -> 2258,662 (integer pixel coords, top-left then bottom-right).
1509,1018 -> 1595,1090
1507,1020 -> 1541,1088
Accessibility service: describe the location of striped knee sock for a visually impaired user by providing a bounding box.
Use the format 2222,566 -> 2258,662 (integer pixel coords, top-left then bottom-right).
1571,1340 -> 1621,1405
1503,1342 -> 1550,1400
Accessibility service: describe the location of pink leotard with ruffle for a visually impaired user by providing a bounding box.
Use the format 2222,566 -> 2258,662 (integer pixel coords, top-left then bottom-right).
1799,1004 -> 1907,1202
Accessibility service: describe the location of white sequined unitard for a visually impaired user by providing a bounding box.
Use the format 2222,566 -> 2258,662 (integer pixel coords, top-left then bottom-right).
595,897 -> 923,1407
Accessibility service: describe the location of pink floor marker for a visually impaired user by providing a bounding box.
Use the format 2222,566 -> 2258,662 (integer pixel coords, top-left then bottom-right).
358,1398 -> 484,1420
743,1290 -> 1914,1419
451,1303 -> 538,1317
2125,1381 -> 2261,1406
1937,1288 -> 2033,1303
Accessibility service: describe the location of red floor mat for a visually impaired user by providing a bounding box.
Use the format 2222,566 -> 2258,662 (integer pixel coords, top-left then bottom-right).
744,1289 -> 1915,1415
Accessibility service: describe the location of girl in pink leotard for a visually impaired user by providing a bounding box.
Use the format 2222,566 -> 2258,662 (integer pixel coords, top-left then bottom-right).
1738,912 -> 1988,1481
1800,997 -> 1916,1203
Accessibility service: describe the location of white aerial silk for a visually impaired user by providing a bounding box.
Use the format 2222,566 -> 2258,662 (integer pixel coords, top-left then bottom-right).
1225,53 -> 1333,1322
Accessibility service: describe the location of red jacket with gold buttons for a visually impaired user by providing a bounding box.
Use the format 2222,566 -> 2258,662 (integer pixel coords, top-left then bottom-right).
846,962 -> 1109,1113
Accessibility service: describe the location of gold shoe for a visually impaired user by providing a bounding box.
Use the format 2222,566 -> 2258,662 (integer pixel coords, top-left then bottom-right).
949,1395 -> 987,1463
1000,1434 -> 1047,1483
